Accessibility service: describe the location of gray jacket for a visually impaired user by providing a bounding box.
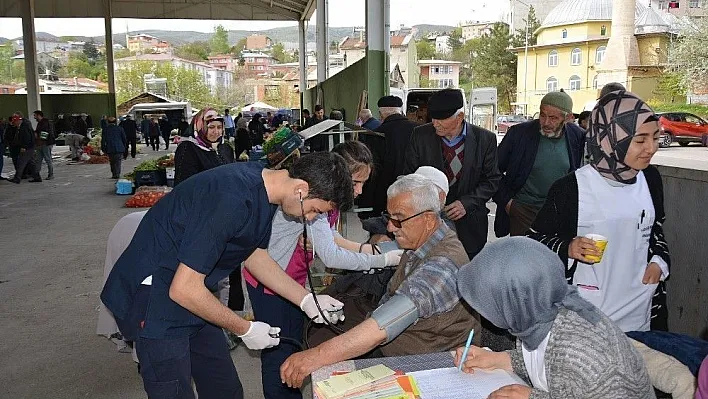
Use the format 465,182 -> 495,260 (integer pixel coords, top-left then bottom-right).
509,307 -> 655,399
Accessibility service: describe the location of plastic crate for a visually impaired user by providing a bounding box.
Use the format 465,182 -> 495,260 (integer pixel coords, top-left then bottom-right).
266,134 -> 303,166
134,170 -> 167,188
115,179 -> 134,195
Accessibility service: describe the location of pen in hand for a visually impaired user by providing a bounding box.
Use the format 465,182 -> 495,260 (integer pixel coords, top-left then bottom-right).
458,329 -> 475,372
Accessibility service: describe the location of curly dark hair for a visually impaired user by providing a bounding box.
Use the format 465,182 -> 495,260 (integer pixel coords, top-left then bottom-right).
288,152 -> 354,211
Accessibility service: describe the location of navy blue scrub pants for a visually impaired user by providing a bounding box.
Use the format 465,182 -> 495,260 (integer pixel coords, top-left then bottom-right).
248,283 -> 304,399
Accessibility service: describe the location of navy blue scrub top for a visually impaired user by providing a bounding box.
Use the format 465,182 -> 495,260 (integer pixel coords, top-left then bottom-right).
101,162 -> 277,339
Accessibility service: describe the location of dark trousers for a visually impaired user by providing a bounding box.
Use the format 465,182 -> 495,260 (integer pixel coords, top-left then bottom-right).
149,135 -> 159,151
162,133 -> 171,150
248,284 -> 304,399
228,269 -> 244,311
136,323 -> 243,399
9,146 -> 20,170
508,201 -> 541,236
108,153 -> 123,178
127,135 -> 137,158
13,148 -> 40,181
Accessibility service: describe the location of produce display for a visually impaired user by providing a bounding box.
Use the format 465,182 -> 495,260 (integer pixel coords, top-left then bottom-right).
84,155 -> 110,164
157,154 -> 175,169
262,127 -> 293,154
133,159 -> 160,171
125,186 -> 172,208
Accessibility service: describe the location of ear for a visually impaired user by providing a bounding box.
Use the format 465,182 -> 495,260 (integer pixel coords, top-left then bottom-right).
293,180 -> 310,199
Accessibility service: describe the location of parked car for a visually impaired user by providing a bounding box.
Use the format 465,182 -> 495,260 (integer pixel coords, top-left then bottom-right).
658,112 -> 708,148
496,114 -> 527,135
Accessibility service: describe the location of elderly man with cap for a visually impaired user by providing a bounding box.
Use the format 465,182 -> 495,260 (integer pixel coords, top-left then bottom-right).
493,90 -> 585,237
403,88 -> 500,259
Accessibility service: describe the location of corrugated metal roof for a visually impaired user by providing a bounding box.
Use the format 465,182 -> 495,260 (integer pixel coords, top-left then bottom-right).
0,0 -> 315,21
541,0 -> 676,34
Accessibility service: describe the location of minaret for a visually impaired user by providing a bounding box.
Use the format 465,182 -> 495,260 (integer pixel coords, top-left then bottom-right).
596,0 -> 640,90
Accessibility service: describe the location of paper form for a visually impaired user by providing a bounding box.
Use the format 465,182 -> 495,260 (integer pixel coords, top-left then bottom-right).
408,367 -> 526,399
316,364 -> 396,397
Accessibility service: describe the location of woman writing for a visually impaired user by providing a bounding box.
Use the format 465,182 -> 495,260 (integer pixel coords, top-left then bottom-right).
243,141 -> 402,399
455,237 -> 654,398
528,90 -> 670,332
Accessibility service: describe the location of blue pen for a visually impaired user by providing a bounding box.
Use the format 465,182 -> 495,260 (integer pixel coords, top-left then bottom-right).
458,329 -> 475,372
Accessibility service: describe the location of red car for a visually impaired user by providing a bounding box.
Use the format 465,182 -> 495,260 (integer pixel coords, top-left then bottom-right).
658,112 -> 708,148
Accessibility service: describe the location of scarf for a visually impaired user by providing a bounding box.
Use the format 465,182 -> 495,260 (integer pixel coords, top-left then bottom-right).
587,90 -> 657,184
457,237 -> 601,350
190,107 -> 223,151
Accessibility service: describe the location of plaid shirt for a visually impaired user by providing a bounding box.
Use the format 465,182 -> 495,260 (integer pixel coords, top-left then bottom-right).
381,223 -> 461,319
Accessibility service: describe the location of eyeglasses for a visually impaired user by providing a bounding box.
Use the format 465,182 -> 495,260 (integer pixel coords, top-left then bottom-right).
382,210 -> 432,228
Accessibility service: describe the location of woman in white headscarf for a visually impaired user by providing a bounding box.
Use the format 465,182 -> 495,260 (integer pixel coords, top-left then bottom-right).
528,90 -> 670,333
455,237 -> 654,399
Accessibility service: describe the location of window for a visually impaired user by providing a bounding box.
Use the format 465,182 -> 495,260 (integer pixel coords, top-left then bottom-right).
438,78 -> 454,88
562,29 -> 568,39
257,65 -> 264,70
569,75 -> 581,91
685,114 -> 706,124
601,25 -> 607,36
596,46 -> 606,64
546,77 -> 558,92
689,0 -> 700,7
548,50 -> 559,67
571,48 -> 582,65
593,75 -> 599,90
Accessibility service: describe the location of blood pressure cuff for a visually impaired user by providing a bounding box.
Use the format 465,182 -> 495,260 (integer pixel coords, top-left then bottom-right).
376,240 -> 400,253
371,294 -> 419,343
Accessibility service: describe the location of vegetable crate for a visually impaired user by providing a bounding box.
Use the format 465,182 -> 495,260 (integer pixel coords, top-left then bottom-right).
134,170 -> 167,188
266,134 -> 303,166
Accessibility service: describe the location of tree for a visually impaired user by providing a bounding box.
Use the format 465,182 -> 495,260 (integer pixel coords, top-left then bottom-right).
11,60 -> 26,83
270,42 -> 292,64
653,71 -> 687,103
231,38 -> 247,58
175,41 -> 211,62
416,40 -> 435,60
513,6 -> 542,47
210,25 -> 231,55
468,23 -> 517,113
668,18 -> 708,95
83,40 -> 101,65
0,45 -> 16,84
448,28 -> 463,53
61,52 -> 106,81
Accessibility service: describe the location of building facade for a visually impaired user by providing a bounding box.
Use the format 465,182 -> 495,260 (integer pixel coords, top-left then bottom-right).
461,21 -> 495,42
207,54 -> 239,72
127,34 -> 171,54
245,34 -> 273,51
338,32 -> 418,88
241,51 -> 276,77
651,0 -> 708,17
418,60 -> 462,88
513,0 -> 676,115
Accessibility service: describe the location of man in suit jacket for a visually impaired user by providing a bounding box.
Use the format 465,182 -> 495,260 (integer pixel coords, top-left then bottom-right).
403,89 -> 501,259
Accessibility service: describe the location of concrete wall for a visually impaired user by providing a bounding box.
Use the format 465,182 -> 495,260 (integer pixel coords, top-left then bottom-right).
0,93 -> 116,120
303,57 -> 368,123
656,165 -> 708,339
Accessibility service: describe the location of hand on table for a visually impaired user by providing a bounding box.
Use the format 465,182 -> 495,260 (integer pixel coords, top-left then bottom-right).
444,200 -> 466,221
642,262 -> 662,284
568,237 -> 601,264
453,346 -> 511,374
280,348 -> 322,388
488,384 -> 532,399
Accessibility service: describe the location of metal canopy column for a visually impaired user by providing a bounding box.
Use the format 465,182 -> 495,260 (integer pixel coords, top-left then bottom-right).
365,0 -> 390,116
21,0 -> 40,114
104,0 -> 117,115
298,19 -> 307,114
315,0 -> 328,85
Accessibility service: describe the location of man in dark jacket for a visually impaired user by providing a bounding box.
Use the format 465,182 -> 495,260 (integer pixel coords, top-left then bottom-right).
358,109 -> 381,130
159,116 -> 172,150
9,112 -> 42,184
305,105 -> 328,152
403,89 -> 501,259
119,114 -> 138,158
101,117 -> 128,179
149,118 -> 161,151
493,91 -> 585,237
0,117 -> 6,180
33,110 -> 55,180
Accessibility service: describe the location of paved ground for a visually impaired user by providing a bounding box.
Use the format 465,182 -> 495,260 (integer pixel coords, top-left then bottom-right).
1,140 -> 706,398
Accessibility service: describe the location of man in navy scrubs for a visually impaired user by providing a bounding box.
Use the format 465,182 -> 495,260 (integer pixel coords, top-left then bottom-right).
101,152 -> 353,399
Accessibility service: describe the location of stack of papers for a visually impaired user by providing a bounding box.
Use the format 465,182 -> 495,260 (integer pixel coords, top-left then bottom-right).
314,364 -> 421,399
408,367 -> 527,399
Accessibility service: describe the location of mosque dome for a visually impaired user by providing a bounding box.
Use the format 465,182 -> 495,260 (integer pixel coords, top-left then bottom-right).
541,0 -> 648,29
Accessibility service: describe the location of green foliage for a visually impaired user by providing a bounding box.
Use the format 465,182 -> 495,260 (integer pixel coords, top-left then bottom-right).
512,6 -> 542,47
0,45 -> 17,84
270,43 -> 293,64
175,41 -> 211,61
210,25 -> 231,55
468,23 -> 517,113
60,36 -> 77,42
667,18 -> 708,94
61,52 -> 106,81
83,41 -> 101,64
416,40 -> 436,60
231,38 -> 247,58
448,28 -> 463,53
115,61 -> 215,109
11,60 -> 26,82
647,100 -> 708,118
652,72 -> 687,104
114,48 -> 132,59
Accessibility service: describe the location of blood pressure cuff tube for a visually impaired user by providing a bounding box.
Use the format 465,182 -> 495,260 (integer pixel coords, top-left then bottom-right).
371,294 -> 419,343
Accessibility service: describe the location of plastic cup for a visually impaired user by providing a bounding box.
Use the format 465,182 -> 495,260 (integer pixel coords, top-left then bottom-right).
584,234 -> 608,263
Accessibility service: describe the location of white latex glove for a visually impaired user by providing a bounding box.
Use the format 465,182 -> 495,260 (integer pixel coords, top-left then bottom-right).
384,249 -> 404,267
237,321 -> 280,350
300,293 -> 345,324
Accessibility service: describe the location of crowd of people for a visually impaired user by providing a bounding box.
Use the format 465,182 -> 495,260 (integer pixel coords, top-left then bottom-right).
92,84 -> 708,399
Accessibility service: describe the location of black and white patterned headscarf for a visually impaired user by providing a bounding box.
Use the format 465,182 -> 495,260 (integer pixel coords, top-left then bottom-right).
588,90 -> 658,184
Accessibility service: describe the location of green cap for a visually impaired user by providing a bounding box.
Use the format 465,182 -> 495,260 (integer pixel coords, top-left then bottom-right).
541,90 -> 573,115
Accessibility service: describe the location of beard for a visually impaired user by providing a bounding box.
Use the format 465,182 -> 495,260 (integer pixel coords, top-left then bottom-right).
540,122 -> 565,139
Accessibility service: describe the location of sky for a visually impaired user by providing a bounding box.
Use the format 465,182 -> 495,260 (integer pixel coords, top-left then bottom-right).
0,0 -> 508,39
